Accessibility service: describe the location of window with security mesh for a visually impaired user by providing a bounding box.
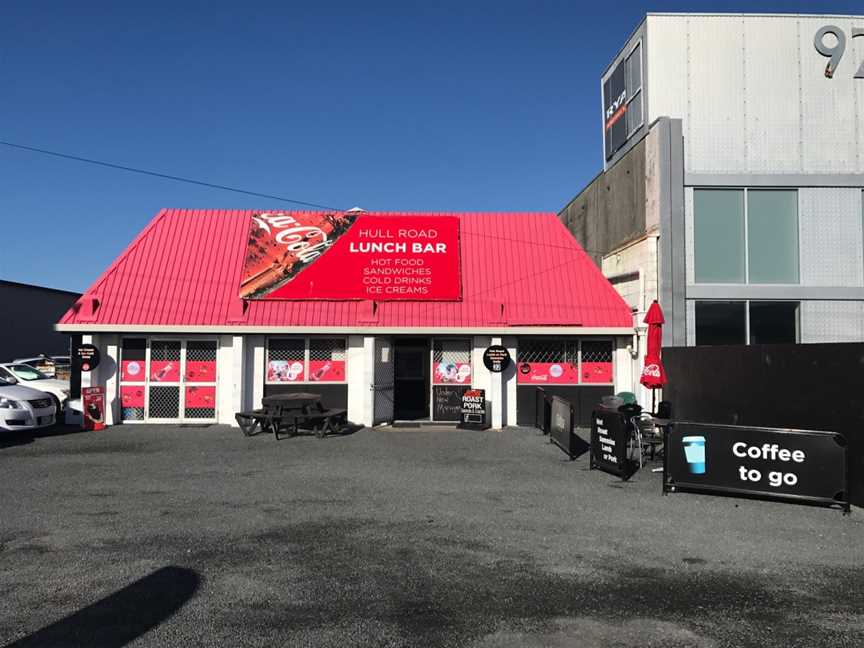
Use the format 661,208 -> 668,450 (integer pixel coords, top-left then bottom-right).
148,385 -> 179,419
185,340 -> 217,383
149,340 -> 180,383
308,338 -> 347,382
517,339 -> 579,384
580,340 -> 613,384
432,339 -> 471,385
184,386 -> 216,419
267,338 -> 306,382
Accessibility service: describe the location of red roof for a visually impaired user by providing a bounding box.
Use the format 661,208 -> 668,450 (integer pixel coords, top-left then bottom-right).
59,210 -> 632,330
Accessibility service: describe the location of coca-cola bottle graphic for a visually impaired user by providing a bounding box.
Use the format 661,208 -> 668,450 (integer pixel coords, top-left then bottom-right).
311,362 -> 331,381
239,212 -> 358,298
86,401 -> 103,424
153,363 -> 174,382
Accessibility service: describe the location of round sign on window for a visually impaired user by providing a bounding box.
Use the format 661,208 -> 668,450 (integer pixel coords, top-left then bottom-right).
549,364 -> 564,378
127,361 -> 141,377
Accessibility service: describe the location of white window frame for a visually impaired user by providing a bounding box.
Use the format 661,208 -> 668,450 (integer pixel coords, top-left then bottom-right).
429,337 -> 472,422
624,40 -> 643,137
119,336 -> 219,424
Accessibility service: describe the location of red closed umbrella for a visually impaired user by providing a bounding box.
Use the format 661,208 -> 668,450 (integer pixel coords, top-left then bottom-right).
640,300 -> 667,411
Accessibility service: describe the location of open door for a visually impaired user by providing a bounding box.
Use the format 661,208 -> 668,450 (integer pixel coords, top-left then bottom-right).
372,337 -> 394,425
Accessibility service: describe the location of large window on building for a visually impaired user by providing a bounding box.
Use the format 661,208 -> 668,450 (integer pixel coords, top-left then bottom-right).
266,337 -> 346,383
748,302 -> 799,345
625,42 -> 643,136
747,190 -> 799,284
695,301 -> 799,346
695,189 -> 799,284
694,190 -> 746,283
516,339 -> 613,384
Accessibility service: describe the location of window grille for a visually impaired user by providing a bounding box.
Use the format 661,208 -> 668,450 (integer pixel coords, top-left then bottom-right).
150,340 -> 180,362
309,338 -> 346,361
268,338 -> 304,362
186,340 -> 217,363
581,341 -> 613,364
148,386 -> 179,419
433,339 -> 470,365
517,340 -> 578,364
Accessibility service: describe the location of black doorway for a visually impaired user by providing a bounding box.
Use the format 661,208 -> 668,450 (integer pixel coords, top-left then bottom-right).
393,338 -> 430,420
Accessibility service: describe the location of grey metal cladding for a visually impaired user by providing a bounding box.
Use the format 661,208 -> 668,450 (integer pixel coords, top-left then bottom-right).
799,188 -> 864,286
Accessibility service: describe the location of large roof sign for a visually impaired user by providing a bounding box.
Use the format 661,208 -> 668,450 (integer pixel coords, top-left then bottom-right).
239,213 -> 461,301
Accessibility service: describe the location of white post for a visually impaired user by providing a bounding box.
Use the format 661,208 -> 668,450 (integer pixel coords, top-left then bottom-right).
503,335 -> 518,427
248,335 -> 265,410
102,334 -> 119,426
347,335 -> 372,426
490,336 -> 503,429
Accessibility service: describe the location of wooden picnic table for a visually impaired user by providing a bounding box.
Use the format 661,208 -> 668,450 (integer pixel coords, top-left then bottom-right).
236,392 -> 348,440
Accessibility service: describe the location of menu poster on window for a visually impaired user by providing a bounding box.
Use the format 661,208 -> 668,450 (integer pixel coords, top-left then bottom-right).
433,362 -> 471,385
267,360 -> 305,382
516,362 -> 579,384
239,213 -> 461,301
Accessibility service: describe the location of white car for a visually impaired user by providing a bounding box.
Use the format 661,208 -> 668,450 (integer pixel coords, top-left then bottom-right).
0,378 -> 56,432
0,363 -> 70,412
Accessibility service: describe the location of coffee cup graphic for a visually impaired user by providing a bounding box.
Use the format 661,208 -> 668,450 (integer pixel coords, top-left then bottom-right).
682,436 -> 707,474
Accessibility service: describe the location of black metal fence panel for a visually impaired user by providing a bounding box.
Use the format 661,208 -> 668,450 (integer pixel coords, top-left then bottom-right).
663,343 -> 864,507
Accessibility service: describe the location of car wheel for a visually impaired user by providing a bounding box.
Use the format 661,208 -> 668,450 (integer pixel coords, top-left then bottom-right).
50,395 -> 62,418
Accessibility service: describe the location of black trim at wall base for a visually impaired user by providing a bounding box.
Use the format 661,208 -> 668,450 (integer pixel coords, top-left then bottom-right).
517,386 -> 613,429
263,384 -> 348,411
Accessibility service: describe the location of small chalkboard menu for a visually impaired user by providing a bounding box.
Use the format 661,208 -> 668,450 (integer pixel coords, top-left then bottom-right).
433,385 -> 466,421
458,389 -> 489,430
590,408 -> 638,480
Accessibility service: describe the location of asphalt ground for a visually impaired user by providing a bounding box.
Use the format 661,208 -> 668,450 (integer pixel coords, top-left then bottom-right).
1,424 -> 862,647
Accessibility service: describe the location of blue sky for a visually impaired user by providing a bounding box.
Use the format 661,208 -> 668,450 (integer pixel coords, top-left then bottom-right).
1,1 -> 858,291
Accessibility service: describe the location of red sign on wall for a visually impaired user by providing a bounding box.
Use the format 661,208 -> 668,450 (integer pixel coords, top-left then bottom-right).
516,362 -> 580,384
239,213 -> 461,301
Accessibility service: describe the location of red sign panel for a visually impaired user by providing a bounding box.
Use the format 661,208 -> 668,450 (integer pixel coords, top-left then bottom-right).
149,360 -> 180,383
120,385 -> 145,408
239,213 -> 461,301
82,386 -> 106,431
308,360 -> 345,382
582,361 -> 613,384
185,386 -> 216,408
517,362 -> 580,384
185,360 -> 216,383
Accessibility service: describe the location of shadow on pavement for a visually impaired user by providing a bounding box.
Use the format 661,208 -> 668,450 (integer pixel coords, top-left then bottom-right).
0,424 -> 89,450
4,566 -> 200,648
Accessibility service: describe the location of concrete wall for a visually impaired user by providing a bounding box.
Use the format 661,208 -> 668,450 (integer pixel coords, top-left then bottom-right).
0,281 -> 79,361
558,136 -> 648,267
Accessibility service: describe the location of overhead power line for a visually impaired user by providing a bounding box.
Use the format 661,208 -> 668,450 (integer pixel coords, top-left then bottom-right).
0,139 -> 344,211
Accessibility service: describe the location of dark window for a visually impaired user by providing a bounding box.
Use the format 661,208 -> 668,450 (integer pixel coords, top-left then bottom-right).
695,302 -> 746,346
749,302 -> 799,345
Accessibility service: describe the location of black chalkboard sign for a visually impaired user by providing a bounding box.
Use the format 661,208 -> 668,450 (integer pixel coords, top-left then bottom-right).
458,389 -> 490,430
590,408 -> 638,480
433,385 -> 466,421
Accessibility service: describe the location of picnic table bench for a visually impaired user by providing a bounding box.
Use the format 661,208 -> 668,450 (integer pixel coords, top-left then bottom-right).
235,392 -> 349,440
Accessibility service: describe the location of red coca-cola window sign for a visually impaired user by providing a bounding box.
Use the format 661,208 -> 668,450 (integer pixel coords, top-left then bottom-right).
432,362 -> 472,385
185,386 -> 216,409
120,385 -> 145,408
581,361 -> 613,384
150,360 -> 180,383
121,360 -> 146,382
185,360 -> 216,383
516,362 -> 580,385
239,213 -> 461,301
308,360 -> 345,382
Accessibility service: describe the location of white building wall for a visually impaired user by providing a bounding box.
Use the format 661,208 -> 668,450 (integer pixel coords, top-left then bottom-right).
646,13 -> 864,175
